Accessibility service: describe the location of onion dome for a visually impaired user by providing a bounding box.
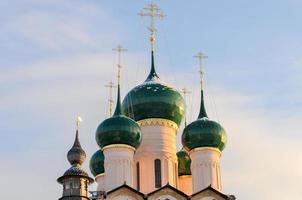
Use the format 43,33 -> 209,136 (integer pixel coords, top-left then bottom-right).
89,150 -> 105,177
122,51 -> 185,126
67,130 -> 86,165
177,148 -> 191,176
182,90 -> 227,152
57,130 -> 93,184
96,85 -> 142,149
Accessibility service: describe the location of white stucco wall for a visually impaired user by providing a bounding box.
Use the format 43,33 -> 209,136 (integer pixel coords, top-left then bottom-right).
134,119 -> 178,194
103,144 -> 135,191
190,147 -> 222,193
95,174 -> 105,192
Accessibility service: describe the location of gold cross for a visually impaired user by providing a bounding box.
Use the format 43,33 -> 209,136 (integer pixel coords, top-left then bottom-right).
104,81 -> 117,116
194,52 -> 208,88
112,45 -> 127,85
181,88 -> 191,126
138,1 -> 166,50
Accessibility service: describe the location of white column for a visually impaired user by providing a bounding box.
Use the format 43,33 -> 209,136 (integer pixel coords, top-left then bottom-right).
189,147 -> 222,193
134,119 -> 178,194
103,144 -> 135,191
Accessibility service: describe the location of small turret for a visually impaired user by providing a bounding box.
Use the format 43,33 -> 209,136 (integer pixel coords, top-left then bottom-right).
57,117 -> 93,200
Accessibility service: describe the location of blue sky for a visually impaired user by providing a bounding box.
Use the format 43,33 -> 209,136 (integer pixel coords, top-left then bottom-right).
1,0 -> 301,199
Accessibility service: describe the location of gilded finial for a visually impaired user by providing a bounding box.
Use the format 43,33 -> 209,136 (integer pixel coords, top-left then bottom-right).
138,1 -> 166,51
181,88 -> 191,126
112,45 -> 127,85
76,115 -> 83,132
194,52 -> 208,89
104,81 -> 117,117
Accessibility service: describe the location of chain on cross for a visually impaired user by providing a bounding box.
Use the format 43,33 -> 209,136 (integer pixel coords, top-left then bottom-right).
194,52 -> 208,89
138,1 -> 166,50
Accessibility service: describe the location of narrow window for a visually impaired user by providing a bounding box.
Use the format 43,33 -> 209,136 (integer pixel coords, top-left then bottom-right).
137,162 -> 140,191
154,159 -> 162,188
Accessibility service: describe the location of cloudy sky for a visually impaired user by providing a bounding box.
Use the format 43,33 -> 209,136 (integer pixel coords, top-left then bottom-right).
1,0 -> 301,199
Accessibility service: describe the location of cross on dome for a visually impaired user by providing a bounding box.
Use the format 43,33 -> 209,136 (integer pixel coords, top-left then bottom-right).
112,45 -> 127,85
138,1 -> 166,50
194,52 -> 208,89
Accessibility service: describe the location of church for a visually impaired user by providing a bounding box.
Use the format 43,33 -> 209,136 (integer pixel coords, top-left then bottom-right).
57,2 -> 236,200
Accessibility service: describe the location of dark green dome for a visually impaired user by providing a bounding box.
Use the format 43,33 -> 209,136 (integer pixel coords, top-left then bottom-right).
182,90 -> 227,152
177,149 -> 191,176
182,118 -> 227,151
96,85 -> 142,149
89,150 -> 105,177
122,51 -> 185,126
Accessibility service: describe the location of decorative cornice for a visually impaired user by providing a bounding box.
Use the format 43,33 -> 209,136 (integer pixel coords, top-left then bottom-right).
102,144 -> 136,152
189,147 -> 221,155
137,118 -> 178,130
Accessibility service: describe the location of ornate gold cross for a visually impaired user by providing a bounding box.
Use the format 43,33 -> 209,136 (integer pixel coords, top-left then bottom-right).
138,1 -> 166,50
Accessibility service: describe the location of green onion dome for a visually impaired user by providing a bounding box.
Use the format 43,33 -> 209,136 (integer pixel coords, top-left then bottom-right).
89,150 -> 105,177
177,148 -> 191,176
182,90 -> 227,152
96,85 -> 142,149
122,51 -> 185,126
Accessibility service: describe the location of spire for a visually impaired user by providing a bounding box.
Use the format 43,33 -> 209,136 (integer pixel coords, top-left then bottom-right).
112,45 -> 126,116
194,52 -> 208,119
113,84 -> 123,116
146,50 -> 160,81
198,89 -> 208,119
67,115 -> 86,166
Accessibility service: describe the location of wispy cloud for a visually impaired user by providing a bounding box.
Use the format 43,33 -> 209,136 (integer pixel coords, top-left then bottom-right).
1,1 -> 302,200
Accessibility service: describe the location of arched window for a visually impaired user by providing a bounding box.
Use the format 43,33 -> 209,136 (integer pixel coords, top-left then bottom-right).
154,159 -> 162,188
136,162 -> 140,191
